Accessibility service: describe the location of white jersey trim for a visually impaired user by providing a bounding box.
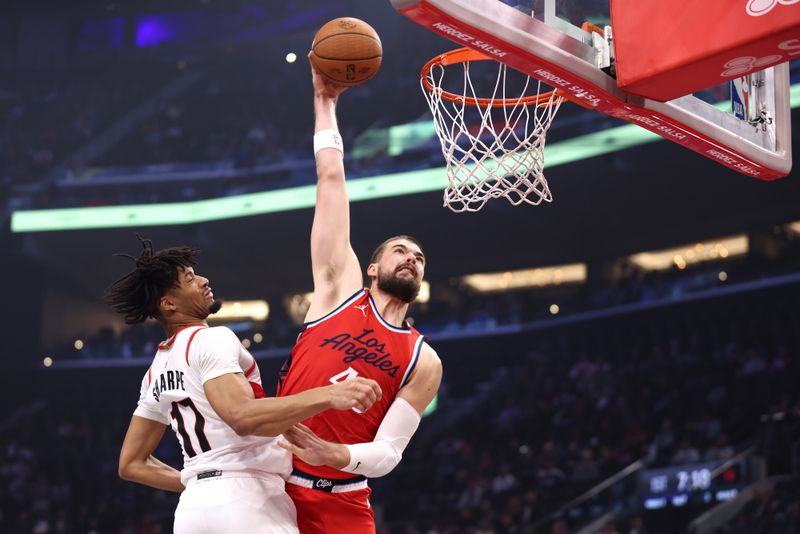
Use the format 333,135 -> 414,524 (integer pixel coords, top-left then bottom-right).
400,335 -> 425,387
286,474 -> 368,493
303,289 -> 365,329
367,293 -> 412,333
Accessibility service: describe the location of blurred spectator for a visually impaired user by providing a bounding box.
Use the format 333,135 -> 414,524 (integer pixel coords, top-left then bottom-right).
601,518 -> 621,534
492,464 -> 517,494
571,448 -> 600,485
704,435 -> 734,462
670,438 -> 701,466
627,514 -> 649,534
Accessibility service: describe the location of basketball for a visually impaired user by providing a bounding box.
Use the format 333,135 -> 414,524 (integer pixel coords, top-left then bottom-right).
310,17 -> 382,86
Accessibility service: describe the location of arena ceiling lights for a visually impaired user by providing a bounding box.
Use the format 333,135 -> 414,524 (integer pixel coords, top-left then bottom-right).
628,235 -> 748,272
207,300 -> 269,322
9,121 -> 656,232
10,84 -> 800,233
416,281 -> 431,304
462,264 -> 587,293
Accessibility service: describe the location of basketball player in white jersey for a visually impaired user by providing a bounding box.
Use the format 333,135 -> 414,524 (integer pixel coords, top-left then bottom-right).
106,237 -> 382,534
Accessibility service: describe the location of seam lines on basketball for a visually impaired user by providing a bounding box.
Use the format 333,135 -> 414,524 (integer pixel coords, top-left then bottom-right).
315,67 -> 357,84
313,32 -> 381,48
313,53 -> 382,61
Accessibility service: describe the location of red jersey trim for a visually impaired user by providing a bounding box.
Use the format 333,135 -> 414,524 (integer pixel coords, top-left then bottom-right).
244,358 -> 257,377
249,381 -> 266,398
304,289 -> 365,329
184,326 -> 207,366
157,324 -> 206,351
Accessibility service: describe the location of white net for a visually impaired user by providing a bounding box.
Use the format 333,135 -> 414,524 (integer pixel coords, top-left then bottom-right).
422,52 -> 563,212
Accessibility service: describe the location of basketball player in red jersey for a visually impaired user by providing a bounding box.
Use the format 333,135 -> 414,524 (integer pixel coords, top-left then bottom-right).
275,58 -> 443,533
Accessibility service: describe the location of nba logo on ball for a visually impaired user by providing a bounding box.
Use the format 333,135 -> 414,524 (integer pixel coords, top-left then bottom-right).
311,18 -> 383,86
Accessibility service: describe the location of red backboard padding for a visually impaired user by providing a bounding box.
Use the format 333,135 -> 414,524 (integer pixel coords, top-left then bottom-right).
611,0 -> 800,101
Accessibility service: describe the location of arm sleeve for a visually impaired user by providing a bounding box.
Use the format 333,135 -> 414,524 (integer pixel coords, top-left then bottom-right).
192,327 -> 246,384
340,397 -> 422,478
132,369 -> 170,425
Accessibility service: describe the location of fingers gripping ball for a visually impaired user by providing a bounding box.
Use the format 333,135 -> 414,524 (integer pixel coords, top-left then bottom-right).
311,17 -> 382,86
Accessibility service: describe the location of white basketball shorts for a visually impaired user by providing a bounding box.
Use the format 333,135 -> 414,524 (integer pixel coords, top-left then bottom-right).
174,474 -> 298,534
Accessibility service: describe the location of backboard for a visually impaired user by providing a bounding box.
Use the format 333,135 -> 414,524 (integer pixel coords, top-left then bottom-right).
392,0 -> 792,179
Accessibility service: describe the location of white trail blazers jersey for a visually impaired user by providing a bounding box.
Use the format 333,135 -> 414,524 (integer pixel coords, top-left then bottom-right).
133,325 -> 291,485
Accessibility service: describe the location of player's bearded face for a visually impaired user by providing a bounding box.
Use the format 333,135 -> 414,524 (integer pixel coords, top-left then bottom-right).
208,298 -> 222,315
376,264 -> 420,304
187,292 -> 222,319
199,285 -> 222,318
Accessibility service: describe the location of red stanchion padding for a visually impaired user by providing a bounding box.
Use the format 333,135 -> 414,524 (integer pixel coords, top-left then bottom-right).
611,0 -> 800,101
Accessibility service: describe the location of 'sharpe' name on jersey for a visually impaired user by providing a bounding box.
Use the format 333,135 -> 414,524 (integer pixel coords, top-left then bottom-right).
320,328 -> 400,377
152,370 -> 186,401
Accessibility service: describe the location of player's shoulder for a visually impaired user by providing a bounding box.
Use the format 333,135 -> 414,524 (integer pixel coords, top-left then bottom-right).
306,287 -> 366,325
418,342 -> 442,371
192,325 -> 240,348
195,324 -> 234,338
420,340 -> 439,359
401,341 -> 442,393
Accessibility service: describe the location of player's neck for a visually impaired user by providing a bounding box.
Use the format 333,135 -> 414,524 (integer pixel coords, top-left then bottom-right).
163,317 -> 208,336
369,289 -> 409,328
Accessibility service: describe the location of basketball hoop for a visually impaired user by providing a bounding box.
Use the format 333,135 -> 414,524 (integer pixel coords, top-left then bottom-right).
421,47 -> 564,213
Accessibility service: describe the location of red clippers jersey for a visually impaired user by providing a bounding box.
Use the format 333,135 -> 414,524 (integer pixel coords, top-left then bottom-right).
277,289 -> 424,479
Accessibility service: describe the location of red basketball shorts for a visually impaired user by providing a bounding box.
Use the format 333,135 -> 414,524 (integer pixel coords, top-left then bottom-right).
286,482 -> 374,534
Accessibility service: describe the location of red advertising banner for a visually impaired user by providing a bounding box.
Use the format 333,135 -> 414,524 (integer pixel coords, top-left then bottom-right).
611,0 -> 800,101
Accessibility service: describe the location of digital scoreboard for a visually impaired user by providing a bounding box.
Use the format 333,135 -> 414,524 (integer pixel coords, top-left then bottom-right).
639,460 -> 745,510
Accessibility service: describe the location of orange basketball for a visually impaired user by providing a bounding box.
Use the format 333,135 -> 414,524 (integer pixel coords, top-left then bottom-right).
310,17 -> 382,87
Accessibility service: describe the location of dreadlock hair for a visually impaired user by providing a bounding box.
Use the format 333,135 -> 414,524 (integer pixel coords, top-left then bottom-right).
104,235 -> 201,324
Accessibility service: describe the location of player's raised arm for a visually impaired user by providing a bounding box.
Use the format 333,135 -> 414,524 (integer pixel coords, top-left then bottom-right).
306,59 -> 363,321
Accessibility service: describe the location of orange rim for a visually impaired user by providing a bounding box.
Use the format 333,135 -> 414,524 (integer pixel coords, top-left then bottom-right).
581,21 -> 605,37
421,47 -> 561,108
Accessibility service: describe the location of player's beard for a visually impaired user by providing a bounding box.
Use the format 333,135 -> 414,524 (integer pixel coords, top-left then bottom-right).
377,267 -> 420,304
208,299 -> 223,315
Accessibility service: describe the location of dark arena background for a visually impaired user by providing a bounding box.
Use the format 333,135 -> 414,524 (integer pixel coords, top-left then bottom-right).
2,0 -> 800,533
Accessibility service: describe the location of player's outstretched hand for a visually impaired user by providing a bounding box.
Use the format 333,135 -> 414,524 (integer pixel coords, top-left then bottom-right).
327,377 -> 382,412
309,52 -> 348,100
278,423 -> 348,468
